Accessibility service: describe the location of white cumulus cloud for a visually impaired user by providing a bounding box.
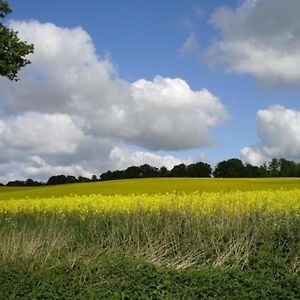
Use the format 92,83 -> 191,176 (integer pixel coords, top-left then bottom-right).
241,105 -> 300,165
205,0 -> 300,85
129,76 -> 228,150
0,113 -> 84,155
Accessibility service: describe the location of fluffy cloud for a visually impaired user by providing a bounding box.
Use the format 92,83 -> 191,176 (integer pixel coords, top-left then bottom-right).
109,147 -> 192,170
241,105 -> 300,165
2,21 -> 228,150
1,20 -> 119,114
129,76 -> 228,150
205,0 -> 300,85
0,113 -> 84,155
0,20 -> 228,181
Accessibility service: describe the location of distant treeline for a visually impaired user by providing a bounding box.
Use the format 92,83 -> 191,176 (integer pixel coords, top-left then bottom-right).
2,158 -> 300,186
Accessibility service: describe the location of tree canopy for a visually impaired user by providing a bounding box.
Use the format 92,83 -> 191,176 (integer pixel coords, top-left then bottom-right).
213,158 -> 247,178
0,0 -> 34,80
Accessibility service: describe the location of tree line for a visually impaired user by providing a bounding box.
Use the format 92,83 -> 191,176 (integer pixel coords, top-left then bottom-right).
2,158 -> 300,186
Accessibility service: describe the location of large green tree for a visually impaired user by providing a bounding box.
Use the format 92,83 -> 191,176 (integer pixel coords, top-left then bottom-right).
0,0 -> 34,80
213,158 -> 247,178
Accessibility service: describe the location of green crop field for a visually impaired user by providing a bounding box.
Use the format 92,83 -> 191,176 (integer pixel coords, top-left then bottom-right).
1,178 -> 300,299
1,177 -> 300,200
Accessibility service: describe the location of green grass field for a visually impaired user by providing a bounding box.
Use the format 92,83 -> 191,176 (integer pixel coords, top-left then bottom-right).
1,177 -> 300,200
1,178 -> 300,299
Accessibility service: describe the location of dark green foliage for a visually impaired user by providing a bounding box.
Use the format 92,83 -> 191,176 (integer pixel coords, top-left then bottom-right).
123,166 -> 143,178
100,170 -> 113,181
278,158 -> 299,177
6,178 -> 44,186
47,175 -> 93,185
186,162 -> 212,177
268,158 -> 299,177
6,180 -> 25,186
100,161 -> 212,181
268,158 -> 281,177
100,169 -> 124,181
47,175 -> 68,185
0,1 -> 34,80
77,175 -> 91,183
213,158 -> 247,178
25,178 -> 44,186
139,164 -> 159,177
212,158 -> 300,178
0,0 -> 11,18
245,164 -> 268,177
169,163 -> 187,177
91,174 -> 98,182
66,175 -> 78,184
1,255 -> 299,299
159,166 -> 169,177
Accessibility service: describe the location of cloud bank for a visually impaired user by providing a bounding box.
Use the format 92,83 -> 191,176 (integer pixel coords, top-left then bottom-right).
0,21 -> 228,181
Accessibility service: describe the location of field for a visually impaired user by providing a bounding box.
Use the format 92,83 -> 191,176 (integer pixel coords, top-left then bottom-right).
1,177 -> 300,200
1,178 -> 300,299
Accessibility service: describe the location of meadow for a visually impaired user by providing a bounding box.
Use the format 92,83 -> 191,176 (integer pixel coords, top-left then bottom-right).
1,178 -> 300,299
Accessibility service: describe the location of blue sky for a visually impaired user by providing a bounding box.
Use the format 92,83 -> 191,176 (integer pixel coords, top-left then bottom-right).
1,0 -> 300,181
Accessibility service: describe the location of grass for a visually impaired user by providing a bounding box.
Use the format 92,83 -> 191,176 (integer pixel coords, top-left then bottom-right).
1,177 -> 300,200
2,252 -> 298,299
0,211 -> 299,299
1,178 -> 300,298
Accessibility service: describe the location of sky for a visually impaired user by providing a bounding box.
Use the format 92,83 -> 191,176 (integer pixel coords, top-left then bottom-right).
1,0 -> 300,182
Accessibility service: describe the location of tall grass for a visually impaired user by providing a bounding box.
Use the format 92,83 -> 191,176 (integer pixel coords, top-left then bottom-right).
1,210 -> 299,271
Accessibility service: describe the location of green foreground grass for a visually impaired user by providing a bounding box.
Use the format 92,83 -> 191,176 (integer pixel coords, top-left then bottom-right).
1,210 -> 299,299
1,177 -> 300,200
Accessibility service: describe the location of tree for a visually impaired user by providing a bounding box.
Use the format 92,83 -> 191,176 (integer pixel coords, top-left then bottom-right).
245,163 -> 268,178
0,1 -> 34,80
158,166 -> 169,177
100,170 -> 113,181
278,158 -> 298,177
213,158 -> 246,178
267,158 -> 280,177
47,175 -> 67,185
169,164 -> 187,177
25,178 -> 44,186
6,180 -> 25,186
186,162 -> 212,177
91,175 -> 98,182
139,164 -> 159,178
78,176 -> 90,183
66,175 -> 78,184
123,166 -> 142,179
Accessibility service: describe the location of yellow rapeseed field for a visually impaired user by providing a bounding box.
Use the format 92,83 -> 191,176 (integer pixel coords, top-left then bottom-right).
1,190 -> 300,216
